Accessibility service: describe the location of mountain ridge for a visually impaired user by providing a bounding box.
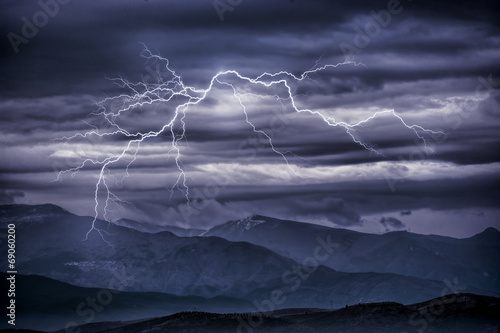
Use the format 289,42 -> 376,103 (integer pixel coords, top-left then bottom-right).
2,204 -> 497,238
0,204 -> 470,305
50,293 -> 500,333
1,204 -> 498,332
203,214 -> 500,295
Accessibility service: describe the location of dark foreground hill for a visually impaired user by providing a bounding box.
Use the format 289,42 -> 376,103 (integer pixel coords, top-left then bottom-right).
0,272 -> 253,332
4,293 -> 493,333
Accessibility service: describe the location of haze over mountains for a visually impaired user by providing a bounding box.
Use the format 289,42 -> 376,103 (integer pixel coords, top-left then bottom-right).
0,204 -> 499,331
203,215 -> 500,295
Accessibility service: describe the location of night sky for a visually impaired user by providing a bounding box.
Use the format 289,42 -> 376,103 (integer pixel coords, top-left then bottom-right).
1,0 -> 499,237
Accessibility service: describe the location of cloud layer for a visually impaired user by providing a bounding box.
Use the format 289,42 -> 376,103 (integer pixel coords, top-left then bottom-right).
1,0 -> 499,235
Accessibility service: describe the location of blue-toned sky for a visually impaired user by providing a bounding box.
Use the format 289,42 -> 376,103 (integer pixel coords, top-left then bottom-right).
1,0 -> 499,237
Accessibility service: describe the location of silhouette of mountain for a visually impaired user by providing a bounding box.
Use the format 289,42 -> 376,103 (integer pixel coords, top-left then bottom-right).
0,272 -> 253,332
204,215 -> 500,295
115,218 -> 204,236
47,293 -> 499,333
1,204 -> 458,307
1,204 -> 498,332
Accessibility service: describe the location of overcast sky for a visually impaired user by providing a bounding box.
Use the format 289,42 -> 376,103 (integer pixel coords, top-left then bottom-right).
1,0 -> 499,237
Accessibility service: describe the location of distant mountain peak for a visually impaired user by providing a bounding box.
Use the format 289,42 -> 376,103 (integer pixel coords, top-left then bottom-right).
233,215 -> 267,231
0,203 -> 71,224
203,215 -> 268,237
482,226 -> 500,234
0,203 -> 68,213
469,226 -> 500,243
248,214 -> 270,220
243,214 -> 267,223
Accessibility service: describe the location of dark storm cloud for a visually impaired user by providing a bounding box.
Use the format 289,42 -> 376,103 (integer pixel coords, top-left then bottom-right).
185,172 -> 500,215
65,171 -> 498,229
477,94 -> 500,119
1,0 -> 499,232
282,196 -> 361,226
0,189 -> 24,204
2,0 -> 499,95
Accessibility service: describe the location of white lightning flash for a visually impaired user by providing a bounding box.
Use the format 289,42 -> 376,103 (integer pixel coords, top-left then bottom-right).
56,46 -> 444,243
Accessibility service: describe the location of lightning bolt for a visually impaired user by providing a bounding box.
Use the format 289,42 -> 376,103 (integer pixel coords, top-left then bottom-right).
55,45 -> 444,243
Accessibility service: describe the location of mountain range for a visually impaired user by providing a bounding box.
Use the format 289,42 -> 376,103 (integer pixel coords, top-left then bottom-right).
0,204 -> 498,331
202,214 -> 500,294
